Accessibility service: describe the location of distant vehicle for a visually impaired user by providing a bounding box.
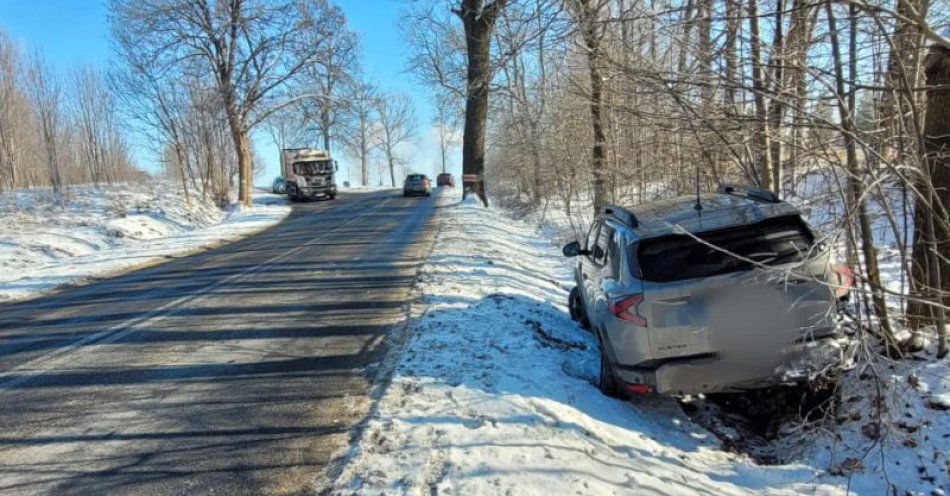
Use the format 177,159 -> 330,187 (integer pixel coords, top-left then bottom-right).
437,173 -> 455,188
403,174 -> 431,197
272,176 -> 285,194
563,185 -> 855,397
281,148 -> 338,201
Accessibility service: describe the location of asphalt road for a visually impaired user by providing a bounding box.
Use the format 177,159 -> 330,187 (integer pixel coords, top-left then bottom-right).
0,189 -> 439,495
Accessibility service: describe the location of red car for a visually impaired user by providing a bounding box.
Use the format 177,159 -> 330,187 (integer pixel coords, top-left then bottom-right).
437,173 -> 455,187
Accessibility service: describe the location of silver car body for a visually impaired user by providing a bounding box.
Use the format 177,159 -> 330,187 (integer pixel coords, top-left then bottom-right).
403,174 -> 431,196
574,189 -> 853,395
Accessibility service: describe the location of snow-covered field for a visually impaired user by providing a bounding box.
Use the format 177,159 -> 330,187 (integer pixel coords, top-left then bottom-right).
0,183 -> 290,303
327,192 -> 948,495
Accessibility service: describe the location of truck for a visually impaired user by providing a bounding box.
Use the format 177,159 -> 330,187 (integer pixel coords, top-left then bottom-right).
281,148 -> 339,201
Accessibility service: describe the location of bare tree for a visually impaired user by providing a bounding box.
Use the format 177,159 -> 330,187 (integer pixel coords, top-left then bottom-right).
109,0 -> 340,206
300,8 -> 359,152
566,0 -> 609,214
0,30 -> 26,190
26,53 -> 65,206
433,90 -> 462,174
71,66 -> 129,186
263,104 -> 310,155
376,92 -> 418,187
341,78 -> 379,186
454,0 -> 510,205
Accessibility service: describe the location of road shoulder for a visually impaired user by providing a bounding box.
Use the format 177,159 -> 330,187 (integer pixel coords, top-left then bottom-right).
321,194 -> 855,496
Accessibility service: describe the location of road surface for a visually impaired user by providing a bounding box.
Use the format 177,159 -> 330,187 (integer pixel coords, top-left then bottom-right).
0,190 -> 439,495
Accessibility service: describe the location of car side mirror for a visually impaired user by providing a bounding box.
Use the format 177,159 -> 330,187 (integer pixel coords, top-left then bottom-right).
563,241 -> 583,257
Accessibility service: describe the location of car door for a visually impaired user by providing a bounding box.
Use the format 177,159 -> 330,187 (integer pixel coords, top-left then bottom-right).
578,221 -> 601,307
587,223 -> 615,325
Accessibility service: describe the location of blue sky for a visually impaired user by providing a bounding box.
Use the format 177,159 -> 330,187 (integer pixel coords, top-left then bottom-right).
0,0 -> 458,186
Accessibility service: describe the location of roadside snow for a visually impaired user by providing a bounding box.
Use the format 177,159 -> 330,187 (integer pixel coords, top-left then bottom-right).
325,193 -> 946,496
0,183 -> 290,303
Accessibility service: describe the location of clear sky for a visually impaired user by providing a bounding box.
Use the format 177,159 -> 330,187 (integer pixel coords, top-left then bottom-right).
0,0 -> 459,186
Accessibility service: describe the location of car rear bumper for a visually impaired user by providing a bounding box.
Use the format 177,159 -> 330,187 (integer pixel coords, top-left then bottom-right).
404,188 -> 429,195
613,334 -> 855,395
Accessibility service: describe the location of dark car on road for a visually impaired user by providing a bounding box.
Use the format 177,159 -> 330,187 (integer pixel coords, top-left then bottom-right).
272,176 -> 285,194
563,185 -> 855,397
403,174 -> 432,197
437,173 -> 455,188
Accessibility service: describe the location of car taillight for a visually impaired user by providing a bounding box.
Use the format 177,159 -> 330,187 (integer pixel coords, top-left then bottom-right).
608,293 -> 647,326
831,263 -> 853,299
625,384 -> 652,394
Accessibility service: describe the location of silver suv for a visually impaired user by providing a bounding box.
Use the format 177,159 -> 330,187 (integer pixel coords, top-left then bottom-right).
564,185 -> 855,397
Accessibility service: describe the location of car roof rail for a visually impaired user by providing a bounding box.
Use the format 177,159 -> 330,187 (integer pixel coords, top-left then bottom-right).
717,183 -> 780,203
602,205 -> 639,228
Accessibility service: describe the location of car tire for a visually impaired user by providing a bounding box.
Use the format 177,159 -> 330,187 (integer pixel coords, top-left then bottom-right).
598,335 -> 623,398
568,286 -> 591,330
568,286 -> 590,330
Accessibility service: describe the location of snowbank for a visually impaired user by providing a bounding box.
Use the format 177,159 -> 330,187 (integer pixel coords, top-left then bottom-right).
323,193 -> 950,495
0,183 -> 290,303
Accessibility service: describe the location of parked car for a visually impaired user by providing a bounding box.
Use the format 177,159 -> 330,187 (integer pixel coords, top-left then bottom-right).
437,173 -> 455,188
403,174 -> 432,197
563,185 -> 855,397
272,176 -> 285,194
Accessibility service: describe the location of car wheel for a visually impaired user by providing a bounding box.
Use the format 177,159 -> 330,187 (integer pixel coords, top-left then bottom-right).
569,286 -> 591,330
598,336 -> 623,398
567,286 -> 590,330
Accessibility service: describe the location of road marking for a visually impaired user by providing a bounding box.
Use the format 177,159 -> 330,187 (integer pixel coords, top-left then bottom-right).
0,193 -> 396,389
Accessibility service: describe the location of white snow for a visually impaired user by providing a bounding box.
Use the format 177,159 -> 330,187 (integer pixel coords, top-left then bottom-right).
930,392 -> 950,410
0,183 -> 290,303
327,192 -> 950,495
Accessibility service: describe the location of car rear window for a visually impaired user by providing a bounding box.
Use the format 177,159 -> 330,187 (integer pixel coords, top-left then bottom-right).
636,216 -> 814,282
408,174 -> 425,180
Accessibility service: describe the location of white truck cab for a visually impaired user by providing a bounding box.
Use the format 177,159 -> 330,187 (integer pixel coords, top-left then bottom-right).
281,148 -> 338,201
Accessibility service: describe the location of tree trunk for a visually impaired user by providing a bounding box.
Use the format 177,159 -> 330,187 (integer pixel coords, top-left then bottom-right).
583,18 -> 607,214
387,146 -> 396,187
360,122 -> 369,186
911,45 -> 950,357
173,140 -> 191,205
748,0 -> 775,193
457,0 -> 507,206
569,0 -> 608,214
322,107 -> 332,152
226,124 -> 252,206
827,1 -> 898,351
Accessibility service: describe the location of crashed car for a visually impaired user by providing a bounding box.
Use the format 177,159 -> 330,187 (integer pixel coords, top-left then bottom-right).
563,185 -> 855,397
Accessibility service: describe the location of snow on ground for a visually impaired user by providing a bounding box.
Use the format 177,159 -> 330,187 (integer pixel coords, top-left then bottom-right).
0,183 -> 290,303
779,347 -> 950,495
325,192 -> 950,495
